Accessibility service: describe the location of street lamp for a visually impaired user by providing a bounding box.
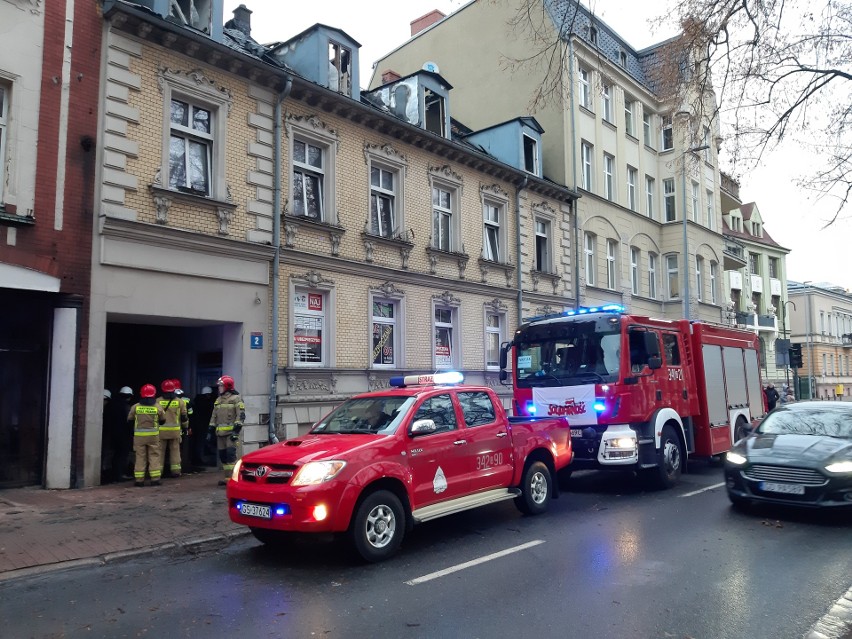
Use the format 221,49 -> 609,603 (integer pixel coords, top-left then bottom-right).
782,299 -> 796,390
681,144 -> 709,319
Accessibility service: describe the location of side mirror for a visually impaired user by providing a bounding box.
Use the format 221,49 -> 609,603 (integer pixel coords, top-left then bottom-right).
410,419 -> 438,436
648,356 -> 662,370
499,370 -> 508,382
499,342 -> 510,370
643,332 -> 661,358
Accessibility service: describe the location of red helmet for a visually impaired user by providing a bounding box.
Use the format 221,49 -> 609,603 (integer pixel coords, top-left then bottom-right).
161,379 -> 176,393
140,384 -> 156,398
171,378 -> 182,390
218,375 -> 235,391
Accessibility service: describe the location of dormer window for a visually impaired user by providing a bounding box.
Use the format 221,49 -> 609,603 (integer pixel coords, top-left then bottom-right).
589,27 -> 598,45
523,135 -> 538,174
619,51 -> 627,67
752,222 -> 761,237
424,88 -> 445,136
169,0 -> 212,33
328,41 -> 352,95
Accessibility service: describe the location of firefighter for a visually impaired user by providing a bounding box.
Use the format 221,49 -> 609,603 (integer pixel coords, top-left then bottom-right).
172,379 -> 194,473
157,379 -> 188,478
128,384 -> 166,486
208,374 -> 245,486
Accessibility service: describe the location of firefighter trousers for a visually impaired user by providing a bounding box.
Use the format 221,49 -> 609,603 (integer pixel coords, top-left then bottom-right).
159,433 -> 182,476
133,433 -> 162,482
216,433 -> 238,479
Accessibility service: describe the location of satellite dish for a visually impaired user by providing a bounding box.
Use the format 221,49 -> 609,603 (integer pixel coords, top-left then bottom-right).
422,61 -> 440,74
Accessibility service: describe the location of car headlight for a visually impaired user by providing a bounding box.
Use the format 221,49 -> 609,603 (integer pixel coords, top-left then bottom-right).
726,451 -> 747,465
230,458 -> 242,481
825,460 -> 852,474
291,460 -> 347,486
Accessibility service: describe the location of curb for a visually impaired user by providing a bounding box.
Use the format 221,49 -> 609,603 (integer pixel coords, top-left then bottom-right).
0,529 -> 250,585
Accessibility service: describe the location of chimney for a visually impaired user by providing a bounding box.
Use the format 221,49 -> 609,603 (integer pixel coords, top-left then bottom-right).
381,69 -> 402,84
410,9 -> 446,36
232,4 -> 252,38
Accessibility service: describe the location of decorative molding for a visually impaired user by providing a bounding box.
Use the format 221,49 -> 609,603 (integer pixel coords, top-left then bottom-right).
485,298 -> 509,313
426,246 -> 470,278
285,113 -> 338,139
478,258 -> 515,286
286,373 -> 338,395
149,184 -> 236,229
290,270 -> 334,288
329,231 -> 342,256
400,246 -> 412,270
535,304 -> 559,316
531,262 -> 561,294
216,206 -> 233,235
363,142 -> 407,165
428,164 -> 463,183
156,66 -> 233,115
370,281 -> 405,298
284,222 -> 298,247
480,183 -> 509,200
532,200 -> 557,217
363,238 -> 375,263
153,194 -> 171,225
8,0 -> 42,12
433,291 -> 462,306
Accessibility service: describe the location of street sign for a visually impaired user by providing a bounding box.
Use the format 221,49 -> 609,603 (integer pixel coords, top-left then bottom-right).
250,332 -> 263,349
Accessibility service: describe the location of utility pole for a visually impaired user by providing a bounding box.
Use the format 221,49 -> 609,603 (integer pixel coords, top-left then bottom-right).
804,282 -> 815,399
680,144 -> 709,320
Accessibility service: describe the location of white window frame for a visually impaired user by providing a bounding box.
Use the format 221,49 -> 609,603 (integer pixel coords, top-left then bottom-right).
691,180 -> 700,222
645,175 -> 655,219
624,98 -> 635,137
666,254 -> 680,300
627,166 -> 637,211
630,247 -> 640,295
705,189 -> 714,229
484,309 -> 504,371
643,111 -> 653,148
534,218 -> 552,273
328,40 -> 353,96
649,253 -> 658,299
369,293 -> 403,369
710,261 -> 718,304
159,69 -> 230,201
523,134 -> 539,175
365,144 -> 406,239
0,83 -> 7,205
603,154 -> 615,201
287,115 -> 338,224
606,239 -> 617,290
482,193 -> 507,263
661,115 -> 673,151
663,178 -> 676,222
695,256 -> 704,302
429,170 -> 462,252
579,67 -> 591,109
581,141 -> 593,191
291,283 -> 336,368
601,84 -> 613,123
584,232 -> 596,287
702,126 -> 712,162
433,302 -> 461,370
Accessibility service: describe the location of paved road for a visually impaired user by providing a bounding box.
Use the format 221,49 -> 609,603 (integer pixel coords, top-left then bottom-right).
1,463 -> 849,638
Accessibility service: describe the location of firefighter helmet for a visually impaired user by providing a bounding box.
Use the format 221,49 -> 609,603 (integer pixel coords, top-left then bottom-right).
172,379 -> 182,389
201,386 -> 213,394
140,384 -> 156,398
218,375 -> 235,391
119,386 -> 133,395
161,379 -> 176,393
103,389 -> 112,399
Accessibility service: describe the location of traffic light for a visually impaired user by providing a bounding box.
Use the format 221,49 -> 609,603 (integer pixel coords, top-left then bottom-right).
789,343 -> 803,369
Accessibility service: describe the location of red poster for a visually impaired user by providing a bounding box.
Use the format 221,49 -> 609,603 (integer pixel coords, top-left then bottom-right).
308,293 -> 323,311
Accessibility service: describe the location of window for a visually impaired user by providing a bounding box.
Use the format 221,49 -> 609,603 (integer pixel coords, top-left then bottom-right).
663,178 -> 676,221
483,200 -> 503,262
702,126 -> 711,162
691,181 -> 700,222
624,98 -> 635,137
413,394 -> 457,432
170,0 -> 212,31
645,175 -> 655,219
749,252 -> 760,275
589,26 -> 598,45
485,312 -> 503,370
579,67 -> 591,109
584,232 -> 596,286
535,219 -> 551,272
666,254 -> 680,299
695,256 -> 704,302
710,261 -> 718,304
601,84 -> 613,123
662,333 -> 681,365
292,138 -> 325,219
293,288 -> 328,366
769,257 -> 779,279
424,88 -> 446,136
649,253 -> 658,299
328,41 -> 352,95
627,166 -> 637,211
661,115 -> 673,151
432,186 -> 453,251
434,306 -> 458,369
603,154 -> 614,200
630,247 -> 640,295
370,165 -> 395,237
458,391 -> 497,427
371,299 -> 400,368
752,221 -> 762,237
643,111 -> 653,147
523,135 -> 539,174
619,51 -> 628,67
169,98 -> 212,195
0,85 -> 6,204
606,239 -> 617,290
581,142 -> 593,190
705,189 -> 714,229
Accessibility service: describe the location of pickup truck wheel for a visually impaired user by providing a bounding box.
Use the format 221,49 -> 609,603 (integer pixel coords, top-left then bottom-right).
349,490 -> 405,563
649,425 -> 683,490
516,461 -> 551,515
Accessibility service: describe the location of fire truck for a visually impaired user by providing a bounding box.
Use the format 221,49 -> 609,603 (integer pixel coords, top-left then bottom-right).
499,305 -> 764,489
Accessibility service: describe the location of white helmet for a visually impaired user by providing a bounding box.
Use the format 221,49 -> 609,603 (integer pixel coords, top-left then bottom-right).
103,389 -> 112,399
175,388 -> 184,396
119,386 -> 133,395
201,386 -> 213,394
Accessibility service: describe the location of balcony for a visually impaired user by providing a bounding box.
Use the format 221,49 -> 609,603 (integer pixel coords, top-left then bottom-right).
757,314 -> 777,329
736,312 -> 754,326
843,334 -> 852,348
723,235 -> 748,270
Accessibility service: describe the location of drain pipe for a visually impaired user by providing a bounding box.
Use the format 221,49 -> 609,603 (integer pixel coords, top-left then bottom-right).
568,39 -> 580,310
269,75 -> 292,445
516,176 -> 528,322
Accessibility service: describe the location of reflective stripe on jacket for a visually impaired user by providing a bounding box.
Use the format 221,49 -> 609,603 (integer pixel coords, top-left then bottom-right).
209,391 -> 245,435
131,404 -> 162,436
157,396 -> 188,433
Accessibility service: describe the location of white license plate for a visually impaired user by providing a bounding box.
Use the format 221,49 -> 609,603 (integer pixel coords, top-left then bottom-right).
570,429 -> 583,438
240,503 -> 271,519
760,481 -> 805,495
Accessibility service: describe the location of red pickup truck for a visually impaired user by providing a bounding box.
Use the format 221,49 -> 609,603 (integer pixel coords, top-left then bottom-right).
227,373 -> 573,561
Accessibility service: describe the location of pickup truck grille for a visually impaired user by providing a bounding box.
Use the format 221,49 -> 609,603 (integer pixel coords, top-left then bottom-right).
239,462 -> 298,484
743,465 -> 826,486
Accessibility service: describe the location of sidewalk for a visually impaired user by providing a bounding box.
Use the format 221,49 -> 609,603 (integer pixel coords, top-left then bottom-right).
0,470 -> 248,583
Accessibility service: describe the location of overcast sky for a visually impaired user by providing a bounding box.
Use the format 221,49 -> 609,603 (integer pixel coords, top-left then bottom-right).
225,0 -> 851,291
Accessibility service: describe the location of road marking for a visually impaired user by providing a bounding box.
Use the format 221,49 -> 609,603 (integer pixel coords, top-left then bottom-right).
405,540 -> 545,585
680,482 -> 725,497
804,583 -> 852,639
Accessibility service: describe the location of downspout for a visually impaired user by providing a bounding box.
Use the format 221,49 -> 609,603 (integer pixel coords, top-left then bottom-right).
269,75 -> 292,444
568,38 -> 580,310
516,176 -> 528,322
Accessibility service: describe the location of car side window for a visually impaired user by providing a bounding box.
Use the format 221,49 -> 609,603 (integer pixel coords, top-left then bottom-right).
412,394 -> 457,432
457,391 -> 496,427
662,333 -> 681,366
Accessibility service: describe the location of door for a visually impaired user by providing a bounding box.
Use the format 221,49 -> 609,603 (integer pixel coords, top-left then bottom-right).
456,391 -> 514,492
660,331 -> 688,413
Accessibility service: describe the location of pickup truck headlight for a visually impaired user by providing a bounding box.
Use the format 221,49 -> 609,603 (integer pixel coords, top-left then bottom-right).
291,460 -> 347,486
825,460 -> 852,474
230,459 -> 242,481
726,451 -> 747,465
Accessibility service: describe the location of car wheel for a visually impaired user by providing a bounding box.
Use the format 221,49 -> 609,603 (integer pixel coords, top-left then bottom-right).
733,417 -> 749,444
727,491 -> 750,510
349,490 -> 405,563
515,461 -> 552,515
250,527 -> 288,546
648,425 -> 683,490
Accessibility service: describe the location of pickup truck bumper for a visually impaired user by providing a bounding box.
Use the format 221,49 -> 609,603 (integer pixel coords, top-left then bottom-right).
226,481 -> 348,533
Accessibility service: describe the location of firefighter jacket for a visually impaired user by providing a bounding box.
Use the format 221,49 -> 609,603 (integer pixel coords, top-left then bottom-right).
128,400 -> 166,437
157,394 -> 188,440
210,390 -> 245,435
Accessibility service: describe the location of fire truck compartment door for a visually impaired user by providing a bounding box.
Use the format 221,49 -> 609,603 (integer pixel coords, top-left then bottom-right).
702,344 -> 728,426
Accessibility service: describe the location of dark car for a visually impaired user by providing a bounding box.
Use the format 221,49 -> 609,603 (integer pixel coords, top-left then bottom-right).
724,401 -> 852,509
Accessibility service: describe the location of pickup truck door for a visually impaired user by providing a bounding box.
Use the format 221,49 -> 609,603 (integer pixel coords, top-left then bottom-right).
406,393 -> 469,508
456,390 -> 514,492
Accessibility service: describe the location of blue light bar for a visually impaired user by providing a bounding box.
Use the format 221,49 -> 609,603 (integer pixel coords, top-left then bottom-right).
593,400 -> 606,413
523,304 -> 625,323
525,400 -> 537,415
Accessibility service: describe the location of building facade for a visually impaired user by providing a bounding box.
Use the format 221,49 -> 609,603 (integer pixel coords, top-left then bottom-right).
371,0 -> 732,323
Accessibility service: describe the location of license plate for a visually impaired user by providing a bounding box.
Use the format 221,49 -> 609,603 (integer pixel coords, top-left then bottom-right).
570,429 -> 583,438
239,503 -> 271,519
760,481 -> 805,495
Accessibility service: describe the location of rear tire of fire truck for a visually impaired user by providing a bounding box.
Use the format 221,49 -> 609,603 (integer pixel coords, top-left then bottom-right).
733,417 -> 749,444
645,424 -> 683,490
515,461 -> 552,515
349,490 -> 405,563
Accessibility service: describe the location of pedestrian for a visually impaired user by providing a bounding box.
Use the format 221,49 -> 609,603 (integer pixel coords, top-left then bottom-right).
157,379 -> 188,478
129,383 -> 166,486
102,387 -> 134,483
190,385 -> 215,467
208,375 -> 245,486
172,379 -> 194,473
765,383 -> 780,411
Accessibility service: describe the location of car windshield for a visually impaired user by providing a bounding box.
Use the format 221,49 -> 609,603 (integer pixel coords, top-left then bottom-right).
311,396 -> 416,435
757,406 -> 852,438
